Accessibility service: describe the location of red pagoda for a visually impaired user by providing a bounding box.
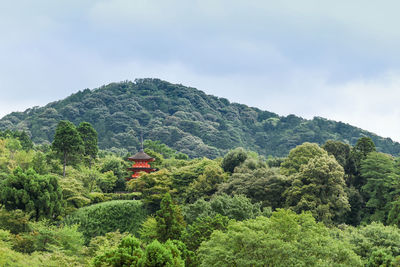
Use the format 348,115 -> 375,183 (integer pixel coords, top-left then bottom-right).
126,149 -> 156,180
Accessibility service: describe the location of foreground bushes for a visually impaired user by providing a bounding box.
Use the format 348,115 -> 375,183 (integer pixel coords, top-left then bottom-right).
64,200 -> 147,243
198,209 -> 362,267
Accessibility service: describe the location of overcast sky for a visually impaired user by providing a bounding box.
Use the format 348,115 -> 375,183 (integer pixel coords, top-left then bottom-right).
1,1 -> 400,141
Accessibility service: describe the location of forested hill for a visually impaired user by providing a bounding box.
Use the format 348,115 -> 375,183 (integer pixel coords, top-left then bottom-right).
1,78 -> 399,157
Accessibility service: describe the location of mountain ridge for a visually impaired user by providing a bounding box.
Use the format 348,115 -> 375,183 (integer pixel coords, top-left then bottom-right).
1,78 -> 399,157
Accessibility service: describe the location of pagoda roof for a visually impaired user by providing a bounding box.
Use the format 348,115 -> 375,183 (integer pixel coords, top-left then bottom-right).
128,149 -> 154,161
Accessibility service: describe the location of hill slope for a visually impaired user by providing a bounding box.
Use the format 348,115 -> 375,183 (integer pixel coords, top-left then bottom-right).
1,78 -> 399,157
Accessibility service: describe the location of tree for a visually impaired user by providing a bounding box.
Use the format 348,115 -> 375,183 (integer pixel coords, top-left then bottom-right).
127,169 -> 173,212
198,209 -> 362,267
183,194 -> 262,224
218,167 -> 290,209
322,140 -> 351,168
93,235 -> 144,267
182,214 -> 229,251
280,142 -> 327,176
348,137 -> 377,188
284,154 -> 350,224
360,152 -> 397,223
77,122 -> 98,167
0,167 -> 64,221
183,164 -> 228,203
344,222 -> 400,266
64,200 -> 146,244
52,120 -> 83,177
155,193 -> 186,242
221,147 -> 248,173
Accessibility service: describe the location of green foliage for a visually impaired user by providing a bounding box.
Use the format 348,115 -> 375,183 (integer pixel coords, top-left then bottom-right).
280,142 -> 328,175
0,209 -> 31,234
183,194 -> 262,224
170,158 -> 221,196
144,139 -> 177,159
284,154 -> 350,224
182,214 -> 230,251
10,220 -> 84,256
127,169 -> 173,212
155,193 -> 186,242
360,152 -> 398,223
93,235 -> 186,267
183,163 -> 228,203
221,147 -> 248,173
51,120 -> 83,176
354,137 -> 376,157
198,209 -> 362,267
141,239 -> 184,267
64,200 -> 147,243
218,167 -> 290,209
77,121 -> 98,166
93,235 -> 144,267
0,130 -> 33,151
138,216 -> 158,243
0,167 -> 64,221
59,177 -> 91,215
3,79 -> 397,158
322,139 -> 351,168
344,222 -> 400,266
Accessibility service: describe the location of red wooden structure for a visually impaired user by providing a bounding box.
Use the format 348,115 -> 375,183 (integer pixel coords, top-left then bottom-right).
126,149 -> 156,180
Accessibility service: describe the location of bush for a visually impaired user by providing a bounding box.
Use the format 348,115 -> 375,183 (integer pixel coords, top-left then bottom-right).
64,200 -> 147,243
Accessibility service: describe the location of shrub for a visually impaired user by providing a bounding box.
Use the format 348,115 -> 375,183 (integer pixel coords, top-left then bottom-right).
64,200 -> 147,243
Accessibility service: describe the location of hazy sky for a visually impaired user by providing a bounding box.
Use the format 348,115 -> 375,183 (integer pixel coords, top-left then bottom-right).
1,1 -> 400,141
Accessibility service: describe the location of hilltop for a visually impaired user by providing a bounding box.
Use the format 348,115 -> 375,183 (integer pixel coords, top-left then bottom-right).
1,78 -> 399,157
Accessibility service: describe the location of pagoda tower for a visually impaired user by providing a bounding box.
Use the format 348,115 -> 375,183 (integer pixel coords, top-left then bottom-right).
126,149 -> 156,180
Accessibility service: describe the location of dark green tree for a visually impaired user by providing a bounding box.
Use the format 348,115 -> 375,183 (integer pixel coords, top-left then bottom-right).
0,167 -> 64,221
52,120 -> 83,177
360,152 -> 397,223
77,122 -> 98,167
322,140 -> 351,168
221,147 -> 248,173
155,193 -> 186,242
182,214 -> 229,251
348,137 -> 377,188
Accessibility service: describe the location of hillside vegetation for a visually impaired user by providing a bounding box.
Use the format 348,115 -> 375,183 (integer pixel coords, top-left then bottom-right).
1,78 -> 400,158
1,123 -> 400,266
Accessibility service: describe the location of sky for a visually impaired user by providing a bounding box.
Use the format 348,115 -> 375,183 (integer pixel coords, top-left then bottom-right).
1,0 -> 400,141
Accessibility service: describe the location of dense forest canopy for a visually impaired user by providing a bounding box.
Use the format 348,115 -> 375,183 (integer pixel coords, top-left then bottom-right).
1,123 -> 400,266
1,78 -> 400,158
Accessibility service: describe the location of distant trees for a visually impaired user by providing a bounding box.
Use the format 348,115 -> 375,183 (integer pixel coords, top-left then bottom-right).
52,120 -> 98,176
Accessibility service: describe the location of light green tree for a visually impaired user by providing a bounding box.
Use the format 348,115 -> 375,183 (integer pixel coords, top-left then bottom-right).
284,154 -> 350,224
281,142 -> 327,176
198,209 -> 362,267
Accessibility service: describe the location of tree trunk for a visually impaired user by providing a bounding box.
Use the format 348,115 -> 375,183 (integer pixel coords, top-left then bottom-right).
63,151 -> 67,177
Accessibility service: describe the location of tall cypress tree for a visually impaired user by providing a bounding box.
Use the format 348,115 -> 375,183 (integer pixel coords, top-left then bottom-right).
52,120 -> 83,177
